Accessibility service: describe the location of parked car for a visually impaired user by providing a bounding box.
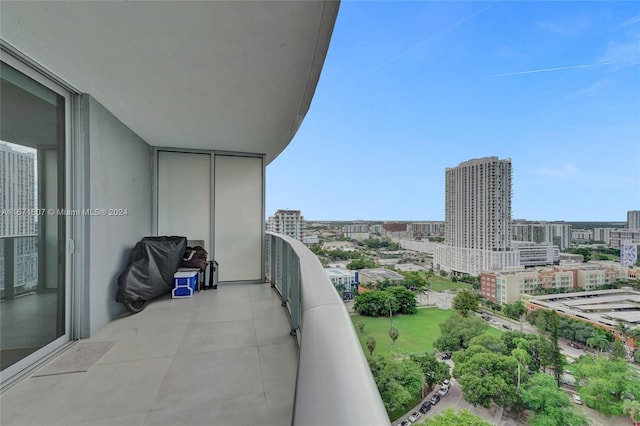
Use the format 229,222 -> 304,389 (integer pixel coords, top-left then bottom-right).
438,386 -> 449,397
399,421 -> 411,426
408,412 -> 421,422
430,394 -> 441,405
419,402 -> 432,413
573,394 -> 582,405
502,324 -> 511,330
440,352 -> 452,360
442,379 -> 450,387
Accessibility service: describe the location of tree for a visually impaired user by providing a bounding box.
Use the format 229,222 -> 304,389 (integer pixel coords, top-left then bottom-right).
366,336 -> 376,357
513,300 -> 527,332
623,399 -> 640,424
548,311 -> 564,386
423,408 -> 491,426
512,338 -> 530,392
434,313 -> 488,352
353,290 -> 398,317
453,350 -> 519,409
409,352 -> 451,390
572,355 -> 640,417
615,321 -> 630,342
389,326 -> 399,352
468,334 -> 507,354
357,321 -> 365,335
347,258 -> 376,270
586,332 -> 609,357
521,373 -> 588,426
452,290 -> 479,317
387,286 -> 418,315
384,294 -> 397,328
502,303 -> 515,328
368,354 -> 423,415
610,339 -> 626,360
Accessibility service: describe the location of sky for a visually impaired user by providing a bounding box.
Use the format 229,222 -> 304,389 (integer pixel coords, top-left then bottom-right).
266,1 -> 640,222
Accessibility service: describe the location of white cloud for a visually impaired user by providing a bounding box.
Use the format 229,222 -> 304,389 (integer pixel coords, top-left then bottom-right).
535,15 -> 591,37
566,79 -> 611,98
617,14 -> 640,30
598,34 -> 640,68
535,163 -> 579,177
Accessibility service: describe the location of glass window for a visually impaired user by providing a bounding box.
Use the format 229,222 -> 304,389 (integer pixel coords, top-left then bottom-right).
1,61 -> 66,371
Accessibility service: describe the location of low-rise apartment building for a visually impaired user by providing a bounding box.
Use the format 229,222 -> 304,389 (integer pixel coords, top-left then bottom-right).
481,262 -> 633,304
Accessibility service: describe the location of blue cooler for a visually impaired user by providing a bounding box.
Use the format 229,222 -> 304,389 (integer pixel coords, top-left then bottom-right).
172,271 -> 198,298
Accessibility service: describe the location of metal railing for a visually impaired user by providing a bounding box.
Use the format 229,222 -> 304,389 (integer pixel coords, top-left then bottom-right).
265,232 -> 389,426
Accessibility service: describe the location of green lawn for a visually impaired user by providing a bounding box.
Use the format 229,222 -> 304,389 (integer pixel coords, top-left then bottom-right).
417,272 -> 473,291
351,307 -> 501,356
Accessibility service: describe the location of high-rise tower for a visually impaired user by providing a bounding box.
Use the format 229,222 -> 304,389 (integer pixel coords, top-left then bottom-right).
628,210 -> 640,229
445,156 -> 512,251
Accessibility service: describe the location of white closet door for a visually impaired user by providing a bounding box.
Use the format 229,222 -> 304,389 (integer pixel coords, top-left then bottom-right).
158,151 -> 211,251
214,155 -> 263,282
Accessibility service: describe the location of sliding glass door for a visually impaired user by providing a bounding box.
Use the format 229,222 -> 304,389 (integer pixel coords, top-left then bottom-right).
0,60 -> 68,375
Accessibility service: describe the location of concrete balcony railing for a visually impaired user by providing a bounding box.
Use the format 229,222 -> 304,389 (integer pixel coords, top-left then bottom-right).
265,232 -> 389,426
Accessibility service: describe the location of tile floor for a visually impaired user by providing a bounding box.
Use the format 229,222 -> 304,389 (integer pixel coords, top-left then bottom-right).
0,283 -> 298,426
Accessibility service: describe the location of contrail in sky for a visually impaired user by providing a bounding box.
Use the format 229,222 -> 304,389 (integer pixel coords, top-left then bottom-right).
494,62 -> 616,77
364,1 -> 501,77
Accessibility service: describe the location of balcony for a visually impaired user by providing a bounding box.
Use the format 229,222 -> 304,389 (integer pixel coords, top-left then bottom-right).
0,233 -> 388,426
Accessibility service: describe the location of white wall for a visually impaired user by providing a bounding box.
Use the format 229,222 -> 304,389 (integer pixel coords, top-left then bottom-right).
85,95 -> 152,334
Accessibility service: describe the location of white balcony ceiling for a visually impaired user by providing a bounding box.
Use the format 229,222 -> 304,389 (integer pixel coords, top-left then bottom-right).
1,1 -> 338,164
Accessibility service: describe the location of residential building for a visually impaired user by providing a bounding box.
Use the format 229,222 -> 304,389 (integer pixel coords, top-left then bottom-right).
436,156 -> 516,274
369,224 -> 383,235
0,143 -> 37,236
380,222 -> 408,238
628,210 -> 640,229
343,223 -> 370,241
608,229 -> 640,249
511,241 -> 558,266
325,268 -> 358,289
302,234 -> 319,245
0,143 -> 39,296
592,227 -> 610,243
571,229 -> 593,243
481,269 -> 573,305
511,220 -> 571,250
267,209 -> 304,241
0,3 -> 389,424
445,157 -> 512,251
481,262 -> 630,304
408,221 -> 444,239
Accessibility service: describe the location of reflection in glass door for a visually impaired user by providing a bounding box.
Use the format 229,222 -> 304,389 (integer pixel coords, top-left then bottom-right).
0,61 -> 66,372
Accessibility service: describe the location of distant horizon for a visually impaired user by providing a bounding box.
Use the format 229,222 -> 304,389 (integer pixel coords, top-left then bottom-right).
299,218 -> 629,224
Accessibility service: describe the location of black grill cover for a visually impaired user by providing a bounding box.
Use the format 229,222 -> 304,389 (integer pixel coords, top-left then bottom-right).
116,236 -> 187,303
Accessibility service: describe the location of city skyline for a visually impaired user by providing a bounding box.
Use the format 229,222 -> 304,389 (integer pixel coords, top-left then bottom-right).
266,1 -> 640,222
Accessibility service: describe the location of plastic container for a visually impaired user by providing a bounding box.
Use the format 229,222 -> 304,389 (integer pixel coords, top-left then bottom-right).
172,271 -> 198,298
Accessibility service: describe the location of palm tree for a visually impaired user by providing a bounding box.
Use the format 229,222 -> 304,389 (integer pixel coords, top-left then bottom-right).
512,338 -> 530,392
389,326 -> 399,352
384,294 -> 397,329
587,333 -> 609,357
513,300 -> 527,333
503,303 -> 515,328
366,336 -> 376,357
